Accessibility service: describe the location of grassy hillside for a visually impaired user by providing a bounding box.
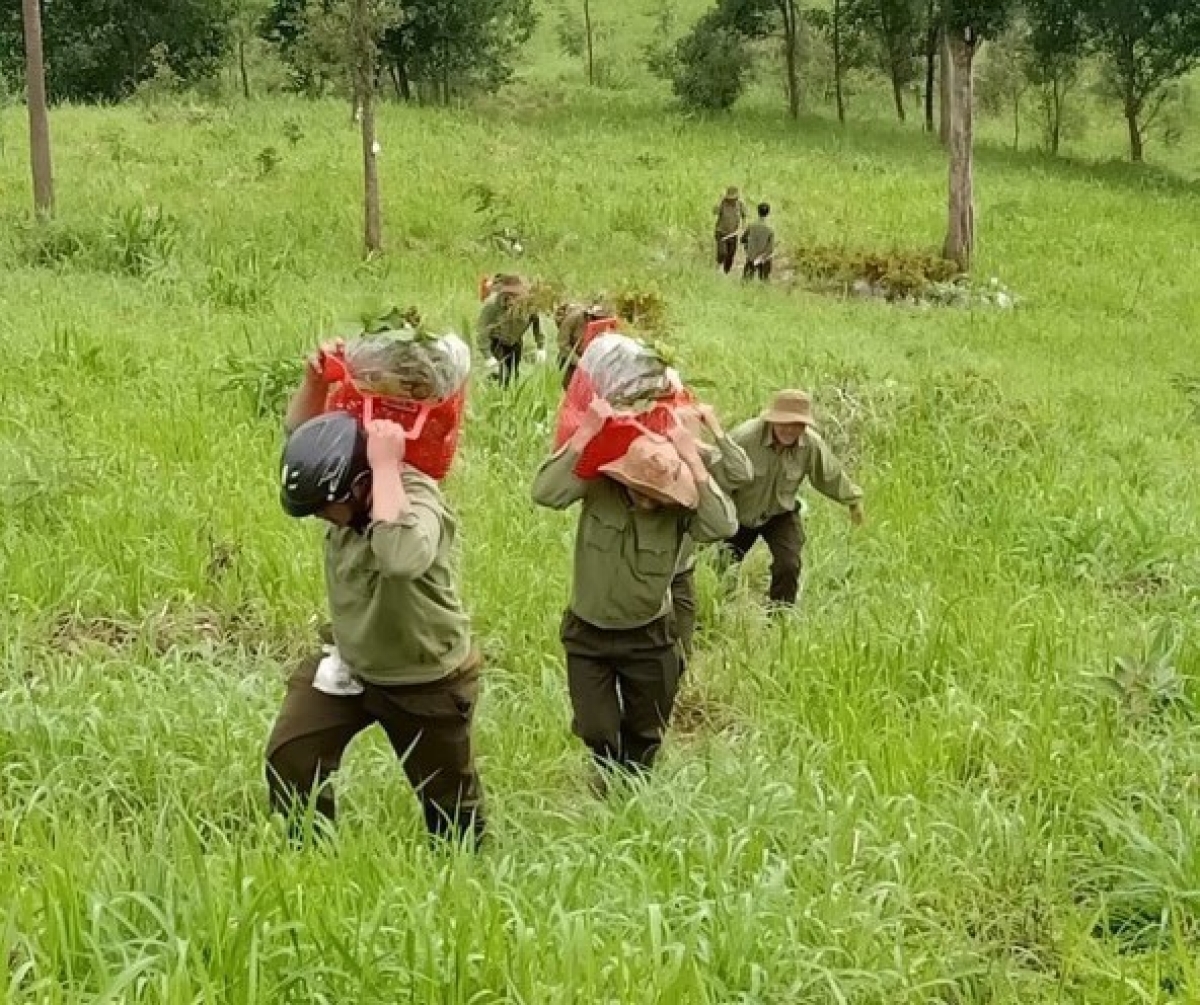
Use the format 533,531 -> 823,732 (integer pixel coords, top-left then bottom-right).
1,37 -> 1199,1005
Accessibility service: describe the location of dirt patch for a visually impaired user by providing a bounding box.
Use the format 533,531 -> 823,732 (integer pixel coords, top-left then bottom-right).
45,605 -> 302,660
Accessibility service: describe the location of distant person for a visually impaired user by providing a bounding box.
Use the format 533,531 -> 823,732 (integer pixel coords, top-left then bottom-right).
477,274 -> 545,386
713,186 -> 746,275
266,376 -> 486,847
554,297 -> 615,390
725,390 -> 864,608
741,203 -> 775,282
532,402 -> 738,785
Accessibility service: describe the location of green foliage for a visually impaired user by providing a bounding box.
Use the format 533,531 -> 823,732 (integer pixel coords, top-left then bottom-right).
1082,0 -> 1200,157
265,0 -> 537,101
0,0 -> 234,102
15,206 -> 178,277
790,244 -> 961,300
1100,621 -> 1191,725
671,19 -> 752,111
936,0 -> 1014,39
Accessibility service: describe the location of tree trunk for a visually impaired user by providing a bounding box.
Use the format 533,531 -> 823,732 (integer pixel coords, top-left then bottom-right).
942,29 -> 977,271
584,0 -> 595,86
924,21 -> 937,133
781,0 -> 800,120
352,0 -> 382,256
21,0 -> 54,219
395,60 -> 411,101
833,0 -> 846,124
938,28 -> 952,147
238,38 -> 251,100
890,63 -> 906,121
1049,76 -> 1062,156
1125,97 -> 1143,163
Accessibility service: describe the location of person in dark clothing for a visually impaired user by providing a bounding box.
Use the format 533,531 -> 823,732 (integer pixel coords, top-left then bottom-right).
713,186 -> 747,274
741,203 -> 775,282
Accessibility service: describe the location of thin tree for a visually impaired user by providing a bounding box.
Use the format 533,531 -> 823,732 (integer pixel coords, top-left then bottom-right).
833,0 -> 847,123
923,0 -> 937,132
779,0 -> 801,119
583,0 -> 594,85
1081,0 -> 1200,163
21,0 -> 53,218
942,24 -> 977,267
350,0 -> 382,255
939,1 -> 1013,269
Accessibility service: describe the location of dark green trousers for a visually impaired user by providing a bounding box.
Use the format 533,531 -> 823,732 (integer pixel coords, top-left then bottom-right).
561,611 -> 680,771
265,652 -> 485,844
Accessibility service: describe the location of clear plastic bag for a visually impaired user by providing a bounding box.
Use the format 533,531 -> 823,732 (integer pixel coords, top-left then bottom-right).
579,333 -> 681,408
343,331 -> 470,402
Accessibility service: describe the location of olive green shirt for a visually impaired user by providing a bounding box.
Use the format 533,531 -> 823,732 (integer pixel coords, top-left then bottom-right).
556,305 -> 589,356
325,469 -> 471,685
532,446 -> 739,630
714,198 -> 747,239
675,433 -> 755,574
729,419 -> 862,529
477,292 -> 543,351
742,221 -> 775,263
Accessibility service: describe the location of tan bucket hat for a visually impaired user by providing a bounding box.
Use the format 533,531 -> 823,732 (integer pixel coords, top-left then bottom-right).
761,389 -> 817,427
599,435 -> 699,509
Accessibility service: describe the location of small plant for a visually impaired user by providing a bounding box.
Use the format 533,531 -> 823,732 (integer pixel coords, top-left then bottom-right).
214,347 -> 304,421
205,244 -> 279,310
467,182 -> 529,256
614,286 -> 669,335
99,205 -> 179,277
1099,621 -> 1191,725
256,145 -> 282,178
16,218 -> 90,269
282,117 -> 305,146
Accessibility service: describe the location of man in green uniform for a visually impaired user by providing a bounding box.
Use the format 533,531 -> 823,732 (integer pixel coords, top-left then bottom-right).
713,186 -> 746,275
741,203 -> 775,282
554,297 -> 614,390
727,390 -> 864,607
532,402 -> 738,778
670,404 -> 754,661
267,358 -> 485,845
477,274 -> 544,386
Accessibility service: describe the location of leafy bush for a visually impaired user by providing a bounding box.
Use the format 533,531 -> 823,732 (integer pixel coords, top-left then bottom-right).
790,245 -> 961,301
671,21 -> 750,112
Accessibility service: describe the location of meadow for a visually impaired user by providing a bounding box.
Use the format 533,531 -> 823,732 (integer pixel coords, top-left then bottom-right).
2,17 -> 1200,1002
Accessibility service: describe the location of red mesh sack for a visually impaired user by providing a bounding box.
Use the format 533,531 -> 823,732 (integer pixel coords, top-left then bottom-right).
553,333 -> 692,478
320,340 -> 469,482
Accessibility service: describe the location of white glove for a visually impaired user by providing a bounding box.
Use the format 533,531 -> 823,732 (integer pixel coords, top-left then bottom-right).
485,356 -> 500,374
312,646 -> 364,696
534,348 -> 547,365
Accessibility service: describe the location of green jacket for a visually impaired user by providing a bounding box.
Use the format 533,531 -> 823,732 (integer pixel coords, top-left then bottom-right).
675,433 -> 755,574
325,469 -> 472,684
741,221 -> 775,263
714,198 -> 747,239
729,419 -> 862,529
532,446 -> 739,629
477,292 -> 543,351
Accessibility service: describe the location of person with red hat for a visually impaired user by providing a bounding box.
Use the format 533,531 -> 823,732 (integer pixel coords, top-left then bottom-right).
726,389 -> 864,608
532,402 -> 738,783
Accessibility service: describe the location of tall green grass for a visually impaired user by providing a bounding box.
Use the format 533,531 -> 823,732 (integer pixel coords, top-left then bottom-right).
0,73 -> 1198,1003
